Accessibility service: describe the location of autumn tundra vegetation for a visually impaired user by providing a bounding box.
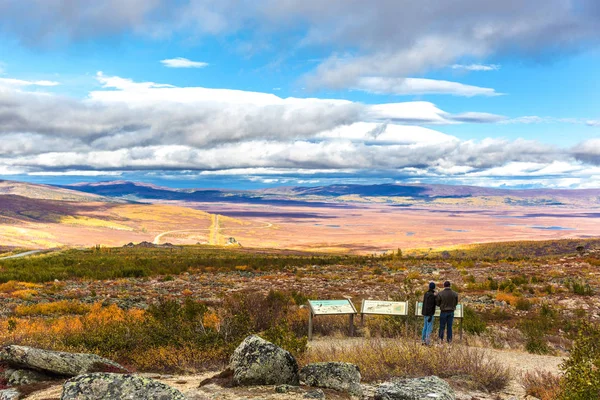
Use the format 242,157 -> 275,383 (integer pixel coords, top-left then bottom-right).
0,239 -> 599,398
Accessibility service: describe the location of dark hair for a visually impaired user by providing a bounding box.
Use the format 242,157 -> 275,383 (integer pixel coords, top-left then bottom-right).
429,282 -> 436,290
444,281 -> 451,287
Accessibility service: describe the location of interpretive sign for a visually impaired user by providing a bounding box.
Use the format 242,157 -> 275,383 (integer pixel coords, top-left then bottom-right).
361,300 -> 409,316
308,299 -> 357,315
307,299 -> 357,340
415,302 -> 463,318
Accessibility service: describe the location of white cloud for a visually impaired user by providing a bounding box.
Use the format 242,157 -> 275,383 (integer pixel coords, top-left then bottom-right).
160,57 -> 209,68
451,64 -> 500,71
353,77 -> 499,97
28,171 -> 124,177
0,77 -> 60,88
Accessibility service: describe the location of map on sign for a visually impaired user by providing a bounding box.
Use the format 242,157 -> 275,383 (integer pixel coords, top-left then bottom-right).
361,300 -> 408,316
415,302 -> 463,318
309,299 -> 356,315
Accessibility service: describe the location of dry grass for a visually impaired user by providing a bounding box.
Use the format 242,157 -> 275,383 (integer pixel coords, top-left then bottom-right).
302,339 -> 512,392
522,371 -> 562,400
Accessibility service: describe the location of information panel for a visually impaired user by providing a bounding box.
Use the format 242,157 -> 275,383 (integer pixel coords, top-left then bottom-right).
309,299 -> 357,315
361,300 -> 408,316
415,302 -> 463,318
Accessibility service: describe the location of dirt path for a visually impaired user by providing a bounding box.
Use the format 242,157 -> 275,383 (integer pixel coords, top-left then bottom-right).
152,217 -> 274,245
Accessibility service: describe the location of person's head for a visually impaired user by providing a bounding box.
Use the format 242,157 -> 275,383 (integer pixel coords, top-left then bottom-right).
444,281 -> 451,288
428,282 -> 436,291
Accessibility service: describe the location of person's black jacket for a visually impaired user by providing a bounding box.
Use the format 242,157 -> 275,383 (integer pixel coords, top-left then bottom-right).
422,290 -> 436,316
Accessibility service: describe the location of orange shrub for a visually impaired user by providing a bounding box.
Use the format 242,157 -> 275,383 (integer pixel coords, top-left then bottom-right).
496,292 -> 518,306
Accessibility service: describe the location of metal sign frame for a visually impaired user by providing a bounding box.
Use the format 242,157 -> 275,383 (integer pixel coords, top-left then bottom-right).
307,299 -> 357,340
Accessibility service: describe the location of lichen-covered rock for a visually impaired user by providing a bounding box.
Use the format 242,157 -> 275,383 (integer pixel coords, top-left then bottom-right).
300,362 -> 362,396
375,376 -> 455,400
0,345 -> 128,377
61,373 -> 186,400
5,368 -> 52,385
0,389 -> 20,400
229,335 -> 299,386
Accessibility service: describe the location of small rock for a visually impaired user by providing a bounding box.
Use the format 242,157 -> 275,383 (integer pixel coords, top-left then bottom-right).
375,376 -> 454,400
229,335 -> 299,386
0,389 -> 20,400
300,362 -> 362,396
304,389 -> 326,399
275,384 -> 302,393
61,373 -> 186,400
5,368 -> 52,385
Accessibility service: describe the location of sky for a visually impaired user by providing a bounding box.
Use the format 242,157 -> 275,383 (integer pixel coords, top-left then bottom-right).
0,0 -> 599,189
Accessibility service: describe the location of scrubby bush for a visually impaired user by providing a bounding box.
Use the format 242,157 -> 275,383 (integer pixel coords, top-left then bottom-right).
568,280 -> 593,296
559,322 -> 600,400
463,306 -> 486,335
515,298 -> 532,311
0,291 -> 310,373
522,371 -> 562,400
519,315 -> 551,354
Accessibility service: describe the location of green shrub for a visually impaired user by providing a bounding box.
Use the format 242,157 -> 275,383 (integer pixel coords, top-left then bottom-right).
568,280 -> 593,296
519,315 -> 551,354
559,322 -> 600,400
515,298 -> 532,311
463,306 -> 487,335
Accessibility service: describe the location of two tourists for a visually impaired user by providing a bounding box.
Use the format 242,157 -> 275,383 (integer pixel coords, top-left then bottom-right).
421,280 -> 459,345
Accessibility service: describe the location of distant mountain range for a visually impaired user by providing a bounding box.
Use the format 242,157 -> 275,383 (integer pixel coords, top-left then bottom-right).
1,179 -> 599,207
61,180 -> 600,207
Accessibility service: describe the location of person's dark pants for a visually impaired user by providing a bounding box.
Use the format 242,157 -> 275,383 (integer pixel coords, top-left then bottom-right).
438,311 -> 455,343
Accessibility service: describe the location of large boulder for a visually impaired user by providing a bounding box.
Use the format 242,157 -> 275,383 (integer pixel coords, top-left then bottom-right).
61,373 -> 186,400
0,345 -> 128,377
300,362 -> 362,396
229,335 -> 299,386
375,376 -> 454,400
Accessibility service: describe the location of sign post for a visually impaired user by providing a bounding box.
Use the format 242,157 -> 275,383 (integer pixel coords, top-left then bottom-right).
360,300 -> 410,333
308,299 -> 358,341
415,302 -> 464,342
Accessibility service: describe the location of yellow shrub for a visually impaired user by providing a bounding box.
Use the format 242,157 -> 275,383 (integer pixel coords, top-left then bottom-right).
15,300 -> 92,317
0,281 -> 42,293
12,289 -> 38,300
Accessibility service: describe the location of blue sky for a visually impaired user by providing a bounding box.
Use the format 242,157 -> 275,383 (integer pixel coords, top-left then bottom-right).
0,1 -> 599,189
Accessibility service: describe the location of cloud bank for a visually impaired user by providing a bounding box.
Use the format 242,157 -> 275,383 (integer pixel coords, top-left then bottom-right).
0,73 -> 598,187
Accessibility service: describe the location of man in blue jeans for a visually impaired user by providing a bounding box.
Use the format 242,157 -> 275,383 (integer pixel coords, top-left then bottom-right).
436,280 -> 458,343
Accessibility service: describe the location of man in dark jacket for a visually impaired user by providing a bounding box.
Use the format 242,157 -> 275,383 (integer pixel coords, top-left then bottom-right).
436,280 -> 459,343
421,282 -> 437,345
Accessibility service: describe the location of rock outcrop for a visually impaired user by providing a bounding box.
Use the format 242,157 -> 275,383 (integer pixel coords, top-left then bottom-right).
61,373 -> 186,400
300,362 -> 362,396
375,376 -> 455,400
0,345 -> 128,377
229,335 -> 299,386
